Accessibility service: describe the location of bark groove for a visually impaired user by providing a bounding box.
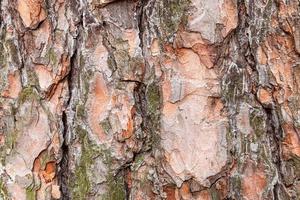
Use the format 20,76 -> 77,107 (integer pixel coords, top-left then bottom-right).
0,0 -> 300,199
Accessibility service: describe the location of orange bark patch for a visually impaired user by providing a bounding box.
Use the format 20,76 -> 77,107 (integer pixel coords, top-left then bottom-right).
1,72 -> 22,99
222,0 -> 238,37
42,161 -> 56,183
282,123 -> 300,157
17,0 -> 47,28
257,88 -> 273,105
121,117 -> 134,139
242,163 -> 267,200
175,48 -> 205,80
87,73 -> 110,140
33,157 -> 41,172
125,171 -> 132,190
192,43 -> 216,69
180,182 -> 192,200
263,34 -> 295,102
164,185 -> 176,200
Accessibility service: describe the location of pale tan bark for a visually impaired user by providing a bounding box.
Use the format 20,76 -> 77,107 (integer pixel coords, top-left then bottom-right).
0,0 -> 300,199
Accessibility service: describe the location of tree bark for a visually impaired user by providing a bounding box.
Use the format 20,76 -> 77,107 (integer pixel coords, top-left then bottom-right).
0,0 -> 300,199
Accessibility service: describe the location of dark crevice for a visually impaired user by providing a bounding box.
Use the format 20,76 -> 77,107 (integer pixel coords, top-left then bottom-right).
137,0 -> 145,55
59,51 -> 77,198
58,10 -> 83,199
60,112 -> 70,200
133,81 -> 147,138
124,168 -> 130,200
58,51 -> 76,200
120,79 -> 143,84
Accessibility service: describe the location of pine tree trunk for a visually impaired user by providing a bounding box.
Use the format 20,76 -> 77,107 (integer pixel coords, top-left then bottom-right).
0,0 -> 300,199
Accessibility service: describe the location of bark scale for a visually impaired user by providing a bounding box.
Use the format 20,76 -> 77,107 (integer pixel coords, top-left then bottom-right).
0,0 -> 299,199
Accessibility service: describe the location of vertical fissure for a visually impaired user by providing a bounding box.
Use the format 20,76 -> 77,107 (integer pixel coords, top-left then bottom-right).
59,9 -> 84,198
59,49 -> 77,200
60,110 -> 70,200
265,106 -> 286,198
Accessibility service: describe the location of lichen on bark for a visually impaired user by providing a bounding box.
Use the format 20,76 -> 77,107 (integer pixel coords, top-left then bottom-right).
0,0 -> 300,199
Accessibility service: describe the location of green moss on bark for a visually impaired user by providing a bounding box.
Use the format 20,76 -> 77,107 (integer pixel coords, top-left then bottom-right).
210,184 -> 220,200
27,71 -> 39,88
146,83 -> 161,116
0,179 -> 8,200
18,87 -> 39,104
99,118 -> 111,135
159,0 -> 190,40
0,130 -> 18,165
145,82 -> 161,148
0,42 -> 6,67
249,108 -> 266,137
46,48 -> 58,67
71,126 -> 99,199
71,126 -> 126,199
131,154 -> 145,171
25,187 -> 36,200
76,105 -> 85,118
102,174 -> 126,200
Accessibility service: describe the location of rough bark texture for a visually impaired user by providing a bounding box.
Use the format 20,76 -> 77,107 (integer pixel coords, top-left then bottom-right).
0,0 -> 300,199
